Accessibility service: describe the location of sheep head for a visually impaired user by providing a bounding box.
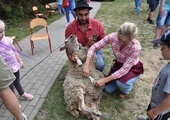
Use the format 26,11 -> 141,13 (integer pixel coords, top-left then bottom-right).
60,34 -> 82,53
60,34 -> 87,67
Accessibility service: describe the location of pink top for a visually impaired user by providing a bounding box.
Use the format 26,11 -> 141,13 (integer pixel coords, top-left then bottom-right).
65,18 -> 105,46
0,36 -> 20,73
87,32 -> 142,80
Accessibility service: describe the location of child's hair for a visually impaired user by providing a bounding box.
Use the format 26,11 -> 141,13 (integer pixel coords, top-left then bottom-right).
117,22 -> 138,40
0,19 -> 5,30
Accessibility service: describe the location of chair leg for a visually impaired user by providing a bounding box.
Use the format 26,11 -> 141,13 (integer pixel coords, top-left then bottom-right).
13,38 -> 22,51
30,41 -> 34,55
48,37 -> 52,53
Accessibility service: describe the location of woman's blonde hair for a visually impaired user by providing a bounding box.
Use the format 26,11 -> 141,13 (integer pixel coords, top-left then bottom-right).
117,22 -> 138,40
0,19 -> 5,30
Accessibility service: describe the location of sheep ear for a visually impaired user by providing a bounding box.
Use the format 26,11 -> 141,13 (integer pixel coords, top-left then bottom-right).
59,46 -> 66,51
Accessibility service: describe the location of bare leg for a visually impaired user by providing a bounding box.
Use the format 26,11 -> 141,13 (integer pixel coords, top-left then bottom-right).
161,26 -> 168,35
149,11 -> 154,20
155,28 -> 162,39
154,27 -> 162,48
0,87 -> 23,120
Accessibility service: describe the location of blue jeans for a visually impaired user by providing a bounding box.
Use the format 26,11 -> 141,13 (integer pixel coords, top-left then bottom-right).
95,50 -> 105,72
58,4 -> 65,15
135,0 -> 142,13
104,76 -> 140,94
156,9 -> 170,28
64,1 -> 76,23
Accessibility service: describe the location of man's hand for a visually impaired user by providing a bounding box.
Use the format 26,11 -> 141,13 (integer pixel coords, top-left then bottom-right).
87,34 -> 98,48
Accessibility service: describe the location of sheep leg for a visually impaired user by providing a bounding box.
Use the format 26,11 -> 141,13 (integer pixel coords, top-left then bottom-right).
75,55 -> 82,67
89,76 -> 96,83
77,87 -> 102,116
91,102 -> 101,120
91,114 -> 100,120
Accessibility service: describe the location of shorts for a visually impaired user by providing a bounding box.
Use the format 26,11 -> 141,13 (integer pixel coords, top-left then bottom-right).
156,9 -> 170,28
148,0 -> 159,12
0,55 -> 15,90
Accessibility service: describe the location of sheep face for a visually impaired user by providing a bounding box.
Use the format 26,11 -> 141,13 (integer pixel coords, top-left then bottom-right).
64,34 -> 81,54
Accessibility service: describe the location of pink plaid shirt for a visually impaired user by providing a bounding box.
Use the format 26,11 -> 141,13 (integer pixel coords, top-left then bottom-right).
87,32 -> 142,80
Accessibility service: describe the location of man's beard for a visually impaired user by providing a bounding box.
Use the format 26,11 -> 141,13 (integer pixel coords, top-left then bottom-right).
78,19 -> 89,25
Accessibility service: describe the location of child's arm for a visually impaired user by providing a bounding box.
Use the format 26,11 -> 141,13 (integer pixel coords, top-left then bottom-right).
14,51 -> 24,69
11,43 -> 24,69
147,93 -> 170,120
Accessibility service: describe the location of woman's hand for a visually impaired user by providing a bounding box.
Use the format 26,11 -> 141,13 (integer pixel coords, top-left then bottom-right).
83,63 -> 90,77
95,78 -> 106,87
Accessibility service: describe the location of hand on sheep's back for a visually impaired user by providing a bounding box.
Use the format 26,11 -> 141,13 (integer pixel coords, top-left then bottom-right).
95,78 -> 106,87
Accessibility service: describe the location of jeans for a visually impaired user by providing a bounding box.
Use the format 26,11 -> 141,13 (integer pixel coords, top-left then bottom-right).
58,4 -> 65,15
156,9 -> 170,28
104,75 -> 140,94
64,1 -> 76,23
95,50 -> 105,72
135,0 -> 142,13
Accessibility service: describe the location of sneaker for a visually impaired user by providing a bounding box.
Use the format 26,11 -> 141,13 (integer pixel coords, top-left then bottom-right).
13,113 -> 27,120
65,23 -> 69,27
22,113 -> 27,120
20,92 -> 34,101
153,43 -> 158,49
147,18 -> 154,24
137,115 -> 149,120
135,12 -> 139,15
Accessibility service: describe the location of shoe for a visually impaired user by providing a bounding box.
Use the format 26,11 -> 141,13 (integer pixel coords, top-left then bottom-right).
153,43 -> 158,49
65,23 -> 69,27
147,18 -> 154,24
20,92 -> 34,101
135,12 -> 139,15
137,115 -> 149,120
13,113 -> 27,120
22,113 -> 27,120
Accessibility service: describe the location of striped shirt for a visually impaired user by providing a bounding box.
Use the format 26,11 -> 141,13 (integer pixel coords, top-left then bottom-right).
87,32 -> 142,80
65,18 -> 105,46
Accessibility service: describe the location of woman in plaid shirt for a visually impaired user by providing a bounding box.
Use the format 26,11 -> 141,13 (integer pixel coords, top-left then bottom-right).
83,22 -> 144,98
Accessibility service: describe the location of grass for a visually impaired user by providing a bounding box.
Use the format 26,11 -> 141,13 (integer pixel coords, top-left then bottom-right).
7,0 -> 162,120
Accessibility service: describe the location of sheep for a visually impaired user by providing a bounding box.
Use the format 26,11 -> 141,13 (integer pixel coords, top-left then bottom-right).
60,34 -> 104,120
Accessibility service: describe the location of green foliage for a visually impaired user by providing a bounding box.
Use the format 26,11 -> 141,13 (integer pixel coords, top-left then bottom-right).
0,0 -> 52,24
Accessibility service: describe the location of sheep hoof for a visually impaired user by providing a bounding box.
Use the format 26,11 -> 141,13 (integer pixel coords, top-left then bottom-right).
92,110 -> 102,117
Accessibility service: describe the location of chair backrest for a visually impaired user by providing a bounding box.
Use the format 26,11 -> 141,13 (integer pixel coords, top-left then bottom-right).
45,4 -> 50,9
30,18 -> 47,29
32,6 -> 38,11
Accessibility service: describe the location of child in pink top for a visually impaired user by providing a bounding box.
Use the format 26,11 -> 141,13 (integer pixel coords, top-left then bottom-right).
0,19 -> 34,101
